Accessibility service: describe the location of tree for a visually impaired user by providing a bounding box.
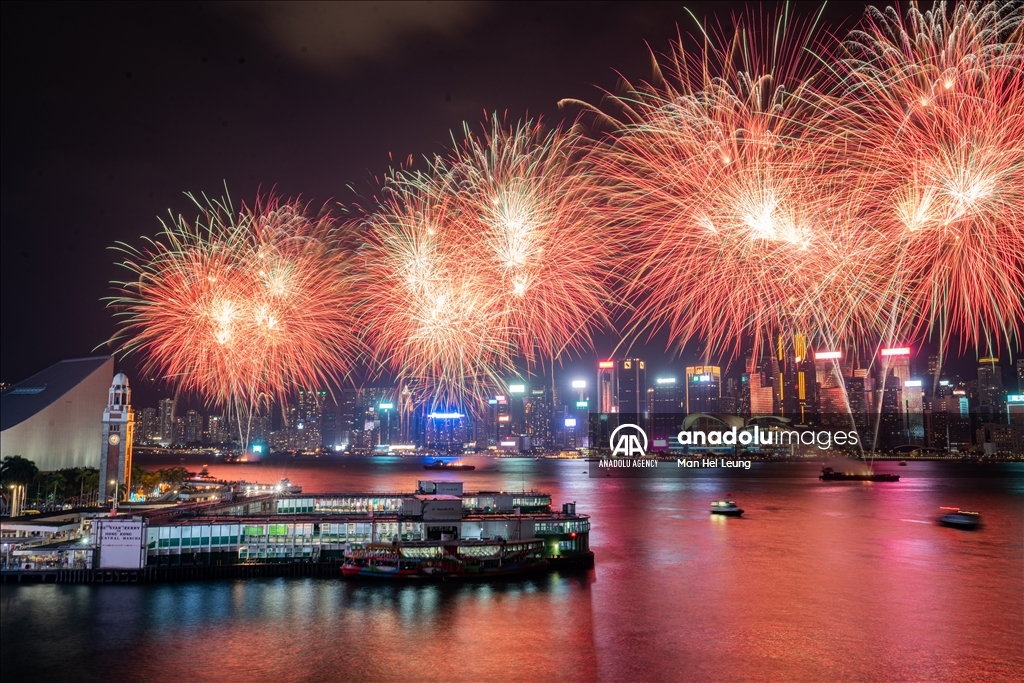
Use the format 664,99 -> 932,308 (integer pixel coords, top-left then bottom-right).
0,456 -> 38,487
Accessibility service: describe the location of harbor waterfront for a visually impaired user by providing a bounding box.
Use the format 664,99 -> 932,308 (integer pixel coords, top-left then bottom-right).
2,455 -> 1022,682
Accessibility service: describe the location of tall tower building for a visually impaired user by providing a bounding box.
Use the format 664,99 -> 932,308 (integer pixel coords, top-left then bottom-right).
99,373 -> 134,504
616,358 -> 646,415
184,409 -> 203,444
142,407 -> 158,442
977,358 -> 1003,415
1017,358 -> 1024,393
792,334 -> 817,424
903,380 -> 925,444
685,365 -> 722,413
814,350 -> 846,419
526,387 -> 554,448
597,361 -> 616,413
650,376 -> 685,444
158,397 -> 175,445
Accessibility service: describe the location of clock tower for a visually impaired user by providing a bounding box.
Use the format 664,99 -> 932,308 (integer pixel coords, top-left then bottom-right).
99,373 -> 134,504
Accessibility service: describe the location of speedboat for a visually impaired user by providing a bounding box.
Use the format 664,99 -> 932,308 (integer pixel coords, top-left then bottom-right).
938,508 -> 981,529
710,500 -> 744,516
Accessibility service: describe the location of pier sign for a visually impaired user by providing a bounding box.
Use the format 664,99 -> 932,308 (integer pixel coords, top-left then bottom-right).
97,519 -> 145,569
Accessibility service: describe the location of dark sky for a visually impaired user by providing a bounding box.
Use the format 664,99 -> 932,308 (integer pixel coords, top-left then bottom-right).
1,1 -> 1012,404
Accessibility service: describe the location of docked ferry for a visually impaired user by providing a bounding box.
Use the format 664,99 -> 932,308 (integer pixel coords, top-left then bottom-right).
341,539 -> 548,580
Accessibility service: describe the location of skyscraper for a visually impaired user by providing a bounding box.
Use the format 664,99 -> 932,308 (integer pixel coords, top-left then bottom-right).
526,387 -> 554,448
616,358 -> 646,415
650,376 -> 685,445
158,397 -> 175,445
142,406 -> 158,442
1017,358 -> 1024,392
977,358 -> 1003,416
685,365 -> 722,413
597,361 -> 616,413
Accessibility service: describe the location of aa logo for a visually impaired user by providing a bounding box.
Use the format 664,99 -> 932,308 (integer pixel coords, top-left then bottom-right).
609,423 -> 648,457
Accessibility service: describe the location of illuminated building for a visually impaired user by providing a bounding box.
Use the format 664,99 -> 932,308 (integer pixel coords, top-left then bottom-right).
99,372 -> 135,503
685,365 -> 721,413
425,411 -> 467,451
207,414 -> 227,444
184,409 -> 203,444
977,358 -> 1004,417
650,377 -> 685,447
877,371 -> 903,449
879,347 -> 912,386
616,358 -> 646,416
903,380 -> 925,445
0,356 -> 113,472
1018,359 -> 1024,392
142,406 -> 158,443
597,361 -> 616,413
814,350 -> 847,421
158,397 -> 175,445
791,334 -> 817,424
1008,394 -> 1024,427
508,382 -> 527,437
747,357 -> 774,417
526,387 -> 554,447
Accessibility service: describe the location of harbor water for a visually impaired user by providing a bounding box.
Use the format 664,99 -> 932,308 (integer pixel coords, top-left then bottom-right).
2,458 -> 1022,682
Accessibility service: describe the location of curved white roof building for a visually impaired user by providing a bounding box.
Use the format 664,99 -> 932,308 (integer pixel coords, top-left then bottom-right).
1,356 -> 113,471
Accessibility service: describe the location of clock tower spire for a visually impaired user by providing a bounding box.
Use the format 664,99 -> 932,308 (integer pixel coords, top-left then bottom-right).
99,372 -> 134,505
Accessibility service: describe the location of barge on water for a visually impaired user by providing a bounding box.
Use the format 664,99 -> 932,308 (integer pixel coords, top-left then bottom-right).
819,466 -> 900,482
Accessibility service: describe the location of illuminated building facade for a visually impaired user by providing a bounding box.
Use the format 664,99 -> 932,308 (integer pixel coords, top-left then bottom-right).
99,372 -> 135,503
0,355 -> 113,473
616,358 -> 646,415
685,365 -> 722,414
597,361 -> 616,413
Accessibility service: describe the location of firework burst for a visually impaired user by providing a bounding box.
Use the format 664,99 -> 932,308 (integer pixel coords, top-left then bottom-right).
444,115 -> 614,366
356,173 -> 514,409
110,193 -> 361,434
839,0 -> 1024,353
585,7 -> 871,358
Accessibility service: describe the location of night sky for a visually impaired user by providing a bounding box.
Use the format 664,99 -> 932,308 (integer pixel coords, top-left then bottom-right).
1,1 -> 1012,404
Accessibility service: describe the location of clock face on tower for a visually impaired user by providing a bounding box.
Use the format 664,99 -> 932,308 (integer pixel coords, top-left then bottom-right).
108,434 -> 121,446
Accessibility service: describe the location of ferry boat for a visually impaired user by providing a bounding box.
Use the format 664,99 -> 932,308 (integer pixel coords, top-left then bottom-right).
423,461 -> 476,471
709,500 -> 744,516
342,539 -> 548,580
819,466 -> 899,482
937,508 -> 981,529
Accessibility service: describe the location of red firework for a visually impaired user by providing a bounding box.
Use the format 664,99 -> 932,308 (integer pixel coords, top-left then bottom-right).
110,193 -> 361,421
838,0 -> 1024,353
584,8 -> 869,358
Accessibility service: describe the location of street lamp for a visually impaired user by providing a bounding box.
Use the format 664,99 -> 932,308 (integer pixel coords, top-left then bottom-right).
110,479 -> 118,516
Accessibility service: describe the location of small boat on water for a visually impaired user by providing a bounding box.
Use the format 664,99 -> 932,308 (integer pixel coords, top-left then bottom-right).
820,466 -> 899,482
710,500 -> 744,516
899,460 -> 907,466
938,507 -> 982,529
342,539 -> 548,580
423,461 -> 476,471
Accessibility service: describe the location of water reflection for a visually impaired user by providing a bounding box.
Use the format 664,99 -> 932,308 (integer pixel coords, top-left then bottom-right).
2,459 -> 1021,682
